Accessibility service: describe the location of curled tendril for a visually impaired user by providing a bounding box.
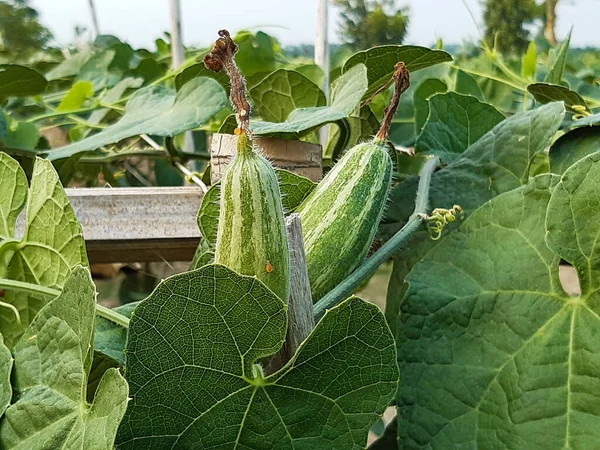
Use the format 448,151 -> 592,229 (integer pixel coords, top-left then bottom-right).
571,104 -> 591,121
0,299 -> 21,325
425,204 -> 464,240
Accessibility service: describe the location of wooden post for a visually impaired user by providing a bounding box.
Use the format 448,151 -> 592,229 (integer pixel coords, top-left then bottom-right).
265,213 -> 315,375
210,134 -> 322,183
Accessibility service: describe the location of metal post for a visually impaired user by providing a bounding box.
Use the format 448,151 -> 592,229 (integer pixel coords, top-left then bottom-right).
168,0 -> 194,152
315,0 -> 330,146
87,0 -> 100,39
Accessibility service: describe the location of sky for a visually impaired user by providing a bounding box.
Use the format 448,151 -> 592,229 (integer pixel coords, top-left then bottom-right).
29,0 -> 600,51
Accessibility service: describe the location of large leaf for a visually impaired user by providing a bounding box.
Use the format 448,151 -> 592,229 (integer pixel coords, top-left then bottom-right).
0,65 -> 47,97
343,45 -> 452,100
174,62 -> 230,93
117,264 -> 398,449
250,68 -> 326,122
46,77 -> 228,161
198,168 -> 316,247
0,266 -> 129,450
550,126 -> 600,175
382,102 -> 565,330
0,154 -> 88,348
415,92 -> 505,163
249,64 -> 368,138
398,155 -> 600,448
528,82 -> 591,114
0,334 -> 11,417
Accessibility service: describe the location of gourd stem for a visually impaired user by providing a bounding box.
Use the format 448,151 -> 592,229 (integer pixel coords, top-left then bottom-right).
0,278 -> 130,329
204,29 -> 252,134
313,157 -> 440,320
372,62 -> 410,143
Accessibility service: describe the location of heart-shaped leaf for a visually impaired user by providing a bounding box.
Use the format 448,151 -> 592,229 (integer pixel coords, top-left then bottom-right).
343,45 -> 452,100
250,68 -> 326,122
117,264 -> 398,449
415,92 -> 504,163
249,64 -> 368,138
0,266 -> 129,449
0,154 -> 88,348
46,77 -> 228,161
398,154 -> 600,448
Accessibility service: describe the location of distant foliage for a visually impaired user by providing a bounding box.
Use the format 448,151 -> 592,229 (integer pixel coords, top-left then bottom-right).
334,0 -> 409,51
483,0 -> 540,54
0,0 -> 52,62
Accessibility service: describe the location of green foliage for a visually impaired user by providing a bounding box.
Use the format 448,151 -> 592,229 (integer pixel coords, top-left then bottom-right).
383,102 -> 565,329
0,266 -> 129,449
483,0 -> 540,54
397,152 -> 600,446
528,82 -> 591,114
0,0 -> 52,62
0,335 -> 10,417
415,92 -> 505,163
549,126 -> 600,174
334,0 -> 409,51
117,265 -> 398,449
0,154 -> 88,348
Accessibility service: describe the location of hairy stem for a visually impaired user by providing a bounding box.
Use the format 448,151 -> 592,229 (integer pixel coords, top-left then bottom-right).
313,157 -> 440,320
0,278 -> 130,329
372,62 -> 410,143
204,29 -> 252,134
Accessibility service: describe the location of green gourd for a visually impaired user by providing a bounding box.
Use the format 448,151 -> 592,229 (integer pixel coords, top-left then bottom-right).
298,62 -> 410,302
215,133 -> 290,303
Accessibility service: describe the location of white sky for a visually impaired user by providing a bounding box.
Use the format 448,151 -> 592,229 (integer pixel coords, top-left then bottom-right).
30,0 -> 600,50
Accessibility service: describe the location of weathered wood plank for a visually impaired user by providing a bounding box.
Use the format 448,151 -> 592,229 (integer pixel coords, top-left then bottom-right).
16,187 -> 203,264
210,134 -> 323,183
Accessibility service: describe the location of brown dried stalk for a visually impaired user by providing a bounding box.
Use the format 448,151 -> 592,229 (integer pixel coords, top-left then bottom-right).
204,30 -> 252,134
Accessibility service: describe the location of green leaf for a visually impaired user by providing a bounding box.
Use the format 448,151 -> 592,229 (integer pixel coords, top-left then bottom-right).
415,92 -> 505,163
47,77 -> 228,161
382,102 -> 565,331
117,265 -> 398,449
77,50 -> 117,91
0,334 -> 11,417
46,51 -> 92,80
174,62 -> 230,93
250,64 -> 368,138
250,69 -> 326,122
198,169 -> 316,247
0,155 -> 88,348
190,238 -> 215,270
528,82 -> 591,114
413,78 -> 447,135
94,302 -> 137,366
454,69 -> 484,101
86,77 -> 143,129
397,174 -> 575,449
343,45 -> 453,100
545,31 -> 571,85
0,65 -> 47,97
0,266 -> 129,450
57,80 -> 94,112
550,126 -> 600,175
522,41 -> 537,80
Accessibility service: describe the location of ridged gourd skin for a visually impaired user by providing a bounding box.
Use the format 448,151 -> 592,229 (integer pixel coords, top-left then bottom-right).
214,135 -> 290,303
297,140 -> 393,301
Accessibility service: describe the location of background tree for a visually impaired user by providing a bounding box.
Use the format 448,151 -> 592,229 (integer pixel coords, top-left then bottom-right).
0,0 -> 52,62
334,0 -> 409,51
544,0 -> 559,45
482,0 -> 540,54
